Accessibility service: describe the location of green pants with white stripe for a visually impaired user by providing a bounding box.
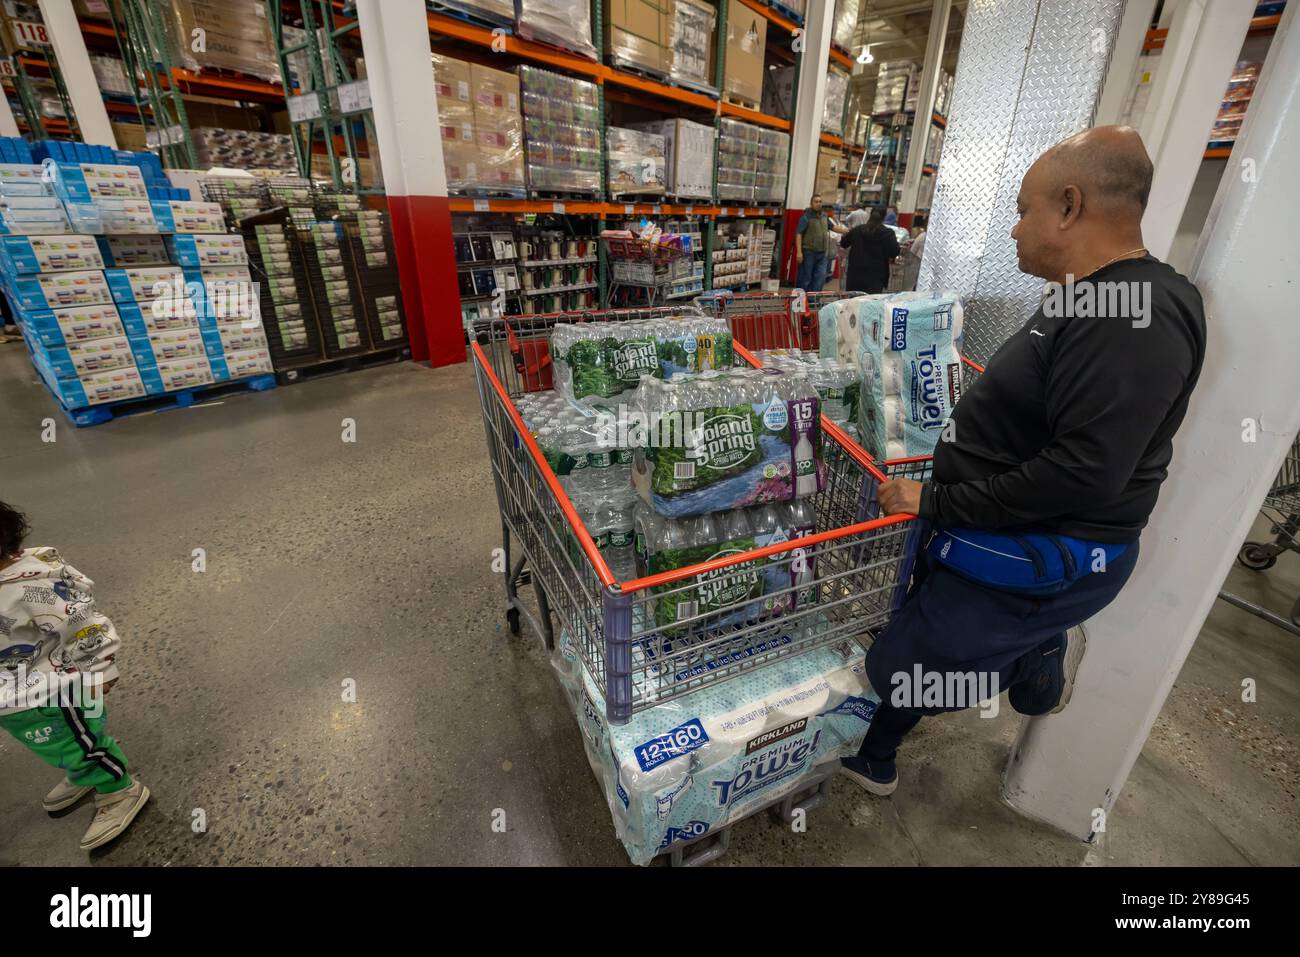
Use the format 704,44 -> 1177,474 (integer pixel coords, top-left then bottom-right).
0,702 -> 133,794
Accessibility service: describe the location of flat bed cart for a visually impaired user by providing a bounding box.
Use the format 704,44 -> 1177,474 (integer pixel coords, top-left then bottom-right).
472,306 -> 929,864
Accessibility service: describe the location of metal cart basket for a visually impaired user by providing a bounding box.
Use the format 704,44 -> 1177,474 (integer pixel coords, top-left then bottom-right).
472,307 -> 928,725
1221,432 -> 1300,635
602,236 -> 693,308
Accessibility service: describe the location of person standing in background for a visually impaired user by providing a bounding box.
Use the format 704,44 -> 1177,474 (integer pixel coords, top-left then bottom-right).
838,206 -> 901,294
904,214 -> 928,290
794,194 -> 847,292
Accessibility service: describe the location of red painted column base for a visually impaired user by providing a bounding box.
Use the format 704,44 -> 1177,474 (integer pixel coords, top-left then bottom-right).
388,194 -> 465,367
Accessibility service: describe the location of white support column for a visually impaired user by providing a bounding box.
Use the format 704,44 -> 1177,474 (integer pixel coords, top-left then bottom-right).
1141,0 -> 1256,260
0,87 -> 20,137
1095,0 -> 1157,126
37,0 -> 116,147
786,0 -> 835,209
897,0 -> 951,216
1002,1 -> 1300,841
355,0 -> 464,367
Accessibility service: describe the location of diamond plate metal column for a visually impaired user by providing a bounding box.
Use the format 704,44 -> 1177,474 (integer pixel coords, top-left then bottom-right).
918,0 -> 1126,366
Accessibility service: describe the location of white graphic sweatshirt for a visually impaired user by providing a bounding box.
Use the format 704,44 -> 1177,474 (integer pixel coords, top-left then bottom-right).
0,547 -> 121,715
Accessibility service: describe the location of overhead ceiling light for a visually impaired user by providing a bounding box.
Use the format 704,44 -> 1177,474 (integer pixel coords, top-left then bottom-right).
857,48 -> 874,64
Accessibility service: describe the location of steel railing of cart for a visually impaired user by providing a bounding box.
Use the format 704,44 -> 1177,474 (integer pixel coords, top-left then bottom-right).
472,305 -> 929,727
1220,433 -> 1300,635
694,288 -> 869,354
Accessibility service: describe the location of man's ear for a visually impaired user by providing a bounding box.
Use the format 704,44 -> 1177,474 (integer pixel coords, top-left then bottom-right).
1060,185 -> 1083,229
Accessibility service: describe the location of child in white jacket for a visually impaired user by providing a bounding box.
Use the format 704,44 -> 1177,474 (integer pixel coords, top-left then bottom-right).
0,500 -> 149,851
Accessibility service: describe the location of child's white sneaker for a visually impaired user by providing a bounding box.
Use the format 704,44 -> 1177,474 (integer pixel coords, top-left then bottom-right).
80,780 -> 150,851
44,777 -> 93,812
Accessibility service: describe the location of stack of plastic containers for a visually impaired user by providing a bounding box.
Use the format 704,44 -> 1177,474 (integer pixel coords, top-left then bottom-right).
520,66 -> 603,198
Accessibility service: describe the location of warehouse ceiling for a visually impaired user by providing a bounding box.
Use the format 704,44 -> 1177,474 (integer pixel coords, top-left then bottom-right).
846,0 -> 967,111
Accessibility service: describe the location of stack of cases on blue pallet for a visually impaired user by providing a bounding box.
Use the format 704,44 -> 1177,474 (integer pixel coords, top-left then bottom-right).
0,137 -> 273,415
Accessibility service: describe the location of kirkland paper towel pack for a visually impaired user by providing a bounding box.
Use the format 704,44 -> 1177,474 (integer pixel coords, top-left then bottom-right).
552,627 -> 877,865
824,292 -> 964,461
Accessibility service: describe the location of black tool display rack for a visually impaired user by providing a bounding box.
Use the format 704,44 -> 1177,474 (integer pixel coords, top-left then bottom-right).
344,211 -> 408,350
245,220 -> 323,367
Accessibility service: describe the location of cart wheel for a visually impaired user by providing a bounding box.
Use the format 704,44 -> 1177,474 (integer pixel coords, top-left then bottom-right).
1238,543 -> 1277,571
506,607 -> 521,636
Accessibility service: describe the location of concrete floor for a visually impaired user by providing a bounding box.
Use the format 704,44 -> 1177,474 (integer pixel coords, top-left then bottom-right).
1,340 -> 1296,866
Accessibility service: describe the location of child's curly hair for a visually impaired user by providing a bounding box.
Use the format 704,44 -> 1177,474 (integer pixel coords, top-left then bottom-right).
1,500 -> 30,560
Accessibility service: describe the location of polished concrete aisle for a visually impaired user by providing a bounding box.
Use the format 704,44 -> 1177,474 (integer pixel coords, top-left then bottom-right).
1,341 -> 1296,866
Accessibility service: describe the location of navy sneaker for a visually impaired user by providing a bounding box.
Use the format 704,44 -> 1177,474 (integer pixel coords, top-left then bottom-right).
1010,626 -> 1088,716
839,755 -> 898,796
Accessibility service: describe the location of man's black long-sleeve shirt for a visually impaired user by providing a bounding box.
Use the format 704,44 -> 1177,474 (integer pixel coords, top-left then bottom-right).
918,255 -> 1206,544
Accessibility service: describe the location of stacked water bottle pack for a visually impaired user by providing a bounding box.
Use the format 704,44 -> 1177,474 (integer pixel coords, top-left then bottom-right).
750,348 -> 862,443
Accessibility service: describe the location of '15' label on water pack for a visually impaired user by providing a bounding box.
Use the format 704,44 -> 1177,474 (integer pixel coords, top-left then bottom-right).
635,718 -> 710,772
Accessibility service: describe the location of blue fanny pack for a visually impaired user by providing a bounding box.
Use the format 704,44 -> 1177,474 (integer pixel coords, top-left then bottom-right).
926,528 -> 1130,595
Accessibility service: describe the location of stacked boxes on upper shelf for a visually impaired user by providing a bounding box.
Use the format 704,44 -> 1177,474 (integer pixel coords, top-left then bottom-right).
432,53 -> 526,197
519,66 -> 603,198
832,0 -> 859,51
717,118 -> 789,205
517,0 -> 598,60
605,0 -> 674,79
872,61 -> 915,114
161,0 -> 282,84
668,0 -> 717,94
723,0 -> 767,107
823,68 -> 849,136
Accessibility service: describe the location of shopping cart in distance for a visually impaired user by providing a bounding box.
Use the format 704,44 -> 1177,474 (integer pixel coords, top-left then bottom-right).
1220,433 -> 1300,635
694,288 -> 867,353
602,235 -> 694,308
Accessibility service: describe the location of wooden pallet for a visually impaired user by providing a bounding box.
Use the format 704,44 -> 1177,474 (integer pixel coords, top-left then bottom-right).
49,374 -> 277,428
274,346 -> 410,385
722,93 -> 762,112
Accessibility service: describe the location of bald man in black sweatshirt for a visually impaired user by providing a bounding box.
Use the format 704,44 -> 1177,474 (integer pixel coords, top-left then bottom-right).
841,126 -> 1206,796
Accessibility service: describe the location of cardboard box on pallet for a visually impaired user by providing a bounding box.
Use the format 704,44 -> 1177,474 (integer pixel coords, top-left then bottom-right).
629,117 -> 714,201
165,0 -> 281,84
669,0 -> 715,90
606,0 -> 674,78
724,0 -> 766,106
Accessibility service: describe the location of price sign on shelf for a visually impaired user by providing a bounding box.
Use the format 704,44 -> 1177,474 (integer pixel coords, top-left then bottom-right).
624,204 -> 634,214
11,20 -> 51,48
287,92 -> 323,123
552,202 -> 565,213
336,79 -> 371,115
472,199 -> 490,212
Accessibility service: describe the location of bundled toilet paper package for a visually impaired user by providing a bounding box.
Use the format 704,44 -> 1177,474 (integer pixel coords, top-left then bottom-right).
820,292 -> 964,461
552,625 -> 877,865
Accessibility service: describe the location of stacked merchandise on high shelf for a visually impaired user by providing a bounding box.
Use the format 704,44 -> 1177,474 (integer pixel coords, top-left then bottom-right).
872,61 -> 915,114
516,0 -> 598,60
629,118 -> 714,203
435,1 -> 514,29
1210,61 -> 1260,148
0,140 -> 276,424
90,56 -> 133,97
432,52 -> 526,198
519,66 -> 603,199
189,129 -> 297,172
455,227 -> 520,331
605,0 -> 674,79
606,127 -> 666,200
823,68 -> 849,136
832,0 -> 860,53
517,226 -> 598,315
159,0 -> 282,83
717,118 -> 789,205
668,0 -> 718,95
722,0 -> 767,109
933,69 -> 954,120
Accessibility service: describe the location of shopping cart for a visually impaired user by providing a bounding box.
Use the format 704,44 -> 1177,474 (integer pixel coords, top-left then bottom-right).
602,235 -> 693,308
1220,433 -> 1300,635
695,289 -> 867,353
473,310 -> 928,722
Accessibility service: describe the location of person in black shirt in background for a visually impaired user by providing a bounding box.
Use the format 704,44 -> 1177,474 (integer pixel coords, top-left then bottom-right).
839,206 -> 900,293
841,125 -> 1206,796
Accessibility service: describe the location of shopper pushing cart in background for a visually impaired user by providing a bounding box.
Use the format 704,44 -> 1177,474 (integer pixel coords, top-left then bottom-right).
843,126 -> 1207,796
0,500 -> 149,851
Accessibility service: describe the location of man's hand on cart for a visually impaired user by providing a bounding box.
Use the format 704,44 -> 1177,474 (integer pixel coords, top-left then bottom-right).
878,478 -> 923,515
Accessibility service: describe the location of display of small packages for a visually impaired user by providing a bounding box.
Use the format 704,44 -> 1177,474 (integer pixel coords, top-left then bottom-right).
606,126 -> 666,199
149,199 -> 227,235
630,365 -> 825,519
818,291 -> 965,460
98,234 -> 171,267
250,222 -> 313,356
308,221 -> 365,354
551,628 -> 877,866
550,314 -> 734,401
352,209 -> 405,346
0,164 -> 70,234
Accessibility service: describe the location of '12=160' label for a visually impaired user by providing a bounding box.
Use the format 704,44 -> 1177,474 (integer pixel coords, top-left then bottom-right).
635,719 -> 709,772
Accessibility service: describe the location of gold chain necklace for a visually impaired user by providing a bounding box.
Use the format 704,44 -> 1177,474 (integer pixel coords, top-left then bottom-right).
1085,246 -> 1147,277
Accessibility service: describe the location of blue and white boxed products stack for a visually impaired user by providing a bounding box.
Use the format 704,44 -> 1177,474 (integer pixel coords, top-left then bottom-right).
0,138 -> 275,415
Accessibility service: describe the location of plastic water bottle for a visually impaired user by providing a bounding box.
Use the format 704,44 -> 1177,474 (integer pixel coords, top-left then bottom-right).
601,490 -> 638,582
787,499 -> 817,610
